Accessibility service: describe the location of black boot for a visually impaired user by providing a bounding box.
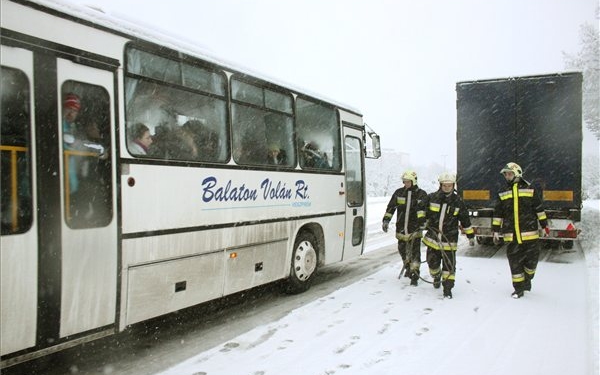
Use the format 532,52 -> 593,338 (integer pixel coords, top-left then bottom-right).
443,287 -> 452,299
404,263 -> 411,278
433,276 -> 441,289
410,274 -> 418,286
511,290 -> 524,299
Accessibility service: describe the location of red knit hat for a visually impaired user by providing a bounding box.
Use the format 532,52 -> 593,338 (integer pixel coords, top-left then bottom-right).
64,93 -> 81,111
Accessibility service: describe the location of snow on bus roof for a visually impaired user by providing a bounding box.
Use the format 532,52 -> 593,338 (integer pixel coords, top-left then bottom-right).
26,0 -> 362,115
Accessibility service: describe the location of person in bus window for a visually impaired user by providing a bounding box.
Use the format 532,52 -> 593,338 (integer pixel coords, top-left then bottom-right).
63,93 -> 82,193
301,141 -> 328,168
173,120 -> 202,160
71,119 -> 111,226
128,122 -> 153,155
266,143 -> 287,165
188,121 -> 220,162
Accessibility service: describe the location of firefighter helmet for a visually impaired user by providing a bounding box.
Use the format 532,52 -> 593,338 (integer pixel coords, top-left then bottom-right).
401,170 -> 418,184
500,162 -> 522,178
438,172 -> 456,184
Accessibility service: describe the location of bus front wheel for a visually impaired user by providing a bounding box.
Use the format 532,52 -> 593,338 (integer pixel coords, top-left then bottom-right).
284,232 -> 318,294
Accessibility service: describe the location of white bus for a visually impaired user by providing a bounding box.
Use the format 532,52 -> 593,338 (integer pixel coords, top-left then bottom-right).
0,0 -> 381,367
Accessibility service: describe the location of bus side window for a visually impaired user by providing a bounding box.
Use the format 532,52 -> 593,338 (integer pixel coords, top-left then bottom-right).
231,78 -> 294,167
124,47 -> 229,164
296,98 -> 341,171
1,66 -> 33,235
61,81 -> 113,229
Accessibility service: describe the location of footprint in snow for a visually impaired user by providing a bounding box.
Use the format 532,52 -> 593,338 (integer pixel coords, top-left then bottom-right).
277,339 -> 294,350
219,342 -> 240,352
377,323 -> 391,334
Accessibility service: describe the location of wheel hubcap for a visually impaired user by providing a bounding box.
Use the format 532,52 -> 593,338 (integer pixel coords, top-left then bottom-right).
293,240 -> 317,281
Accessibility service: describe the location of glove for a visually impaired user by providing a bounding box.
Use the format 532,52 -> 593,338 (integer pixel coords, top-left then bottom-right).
493,232 -> 501,245
382,221 -> 389,233
542,227 -> 550,237
468,238 -> 475,246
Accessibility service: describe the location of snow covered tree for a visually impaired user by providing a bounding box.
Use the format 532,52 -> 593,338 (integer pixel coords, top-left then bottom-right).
563,6 -> 600,140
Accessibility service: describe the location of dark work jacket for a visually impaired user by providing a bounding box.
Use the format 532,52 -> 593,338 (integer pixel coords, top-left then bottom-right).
382,185 -> 427,240
423,189 -> 474,250
492,178 -> 548,244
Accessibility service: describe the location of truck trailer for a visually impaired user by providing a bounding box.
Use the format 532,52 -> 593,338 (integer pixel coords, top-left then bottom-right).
456,72 -> 582,248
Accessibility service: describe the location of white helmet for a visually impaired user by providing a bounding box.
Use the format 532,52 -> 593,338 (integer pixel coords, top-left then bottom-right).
438,172 -> 456,184
401,170 -> 418,184
500,162 -> 523,178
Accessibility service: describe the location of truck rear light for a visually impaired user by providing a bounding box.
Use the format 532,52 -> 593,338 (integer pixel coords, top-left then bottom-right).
556,230 -> 578,239
553,223 -> 579,239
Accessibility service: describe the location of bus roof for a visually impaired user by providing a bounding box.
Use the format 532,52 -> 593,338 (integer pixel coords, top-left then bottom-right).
23,0 -> 362,116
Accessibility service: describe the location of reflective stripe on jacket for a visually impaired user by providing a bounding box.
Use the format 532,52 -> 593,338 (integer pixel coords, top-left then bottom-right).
383,185 -> 427,240
492,179 -> 548,244
423,190 -> 474,251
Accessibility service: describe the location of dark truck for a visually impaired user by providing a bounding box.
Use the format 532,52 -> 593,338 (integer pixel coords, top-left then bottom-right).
456,72 -> 582,248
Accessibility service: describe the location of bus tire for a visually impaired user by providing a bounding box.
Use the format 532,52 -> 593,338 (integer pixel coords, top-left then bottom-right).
284,231 -> 318,294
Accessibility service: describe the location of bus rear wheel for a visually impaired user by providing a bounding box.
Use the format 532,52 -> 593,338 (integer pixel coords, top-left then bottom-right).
284,231 -> 318,294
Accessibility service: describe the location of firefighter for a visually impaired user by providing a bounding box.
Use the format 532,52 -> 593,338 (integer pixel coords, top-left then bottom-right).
381,170 -> 427,286
423,172 -> 474,299
492,162 -> 549,299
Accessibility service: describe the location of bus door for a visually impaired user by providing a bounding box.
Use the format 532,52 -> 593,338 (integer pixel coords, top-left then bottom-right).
342,124 -> 366,259
1,45 -> 38,356
56,58 -> 117,338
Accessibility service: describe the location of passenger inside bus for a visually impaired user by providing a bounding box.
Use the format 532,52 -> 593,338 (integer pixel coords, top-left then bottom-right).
128,122 -> 153,155
182,119 -> 220,161
63,93 -> 83,193
266,143 -> 287,165
168,123 -> 199,160
70,119 -> 112,227
300,141 -> 329,169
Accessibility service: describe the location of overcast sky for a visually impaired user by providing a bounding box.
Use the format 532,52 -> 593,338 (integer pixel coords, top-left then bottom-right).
69,0 -> 598,167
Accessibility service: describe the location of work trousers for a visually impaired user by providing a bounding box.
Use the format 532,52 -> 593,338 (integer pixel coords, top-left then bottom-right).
398,238 -> 421,278
426,247 -> 456,290
506,239 -> 540,293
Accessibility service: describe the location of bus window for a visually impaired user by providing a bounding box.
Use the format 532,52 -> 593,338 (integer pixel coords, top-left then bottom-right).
61,81 -> 113,229
1,67 -> 32,235
125,47 -> 228,163
296,98 -> 341,171
231,78 -> 294,167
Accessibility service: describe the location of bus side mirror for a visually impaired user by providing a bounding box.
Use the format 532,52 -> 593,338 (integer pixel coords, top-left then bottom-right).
368,132 -> 381,159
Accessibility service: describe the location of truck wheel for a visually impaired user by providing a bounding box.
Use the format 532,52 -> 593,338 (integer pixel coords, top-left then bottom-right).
284,231 -> 318,294
562,241 -> 574,250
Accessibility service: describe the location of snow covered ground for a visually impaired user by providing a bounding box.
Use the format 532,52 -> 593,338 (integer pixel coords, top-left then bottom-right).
156,198 -> 599,375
